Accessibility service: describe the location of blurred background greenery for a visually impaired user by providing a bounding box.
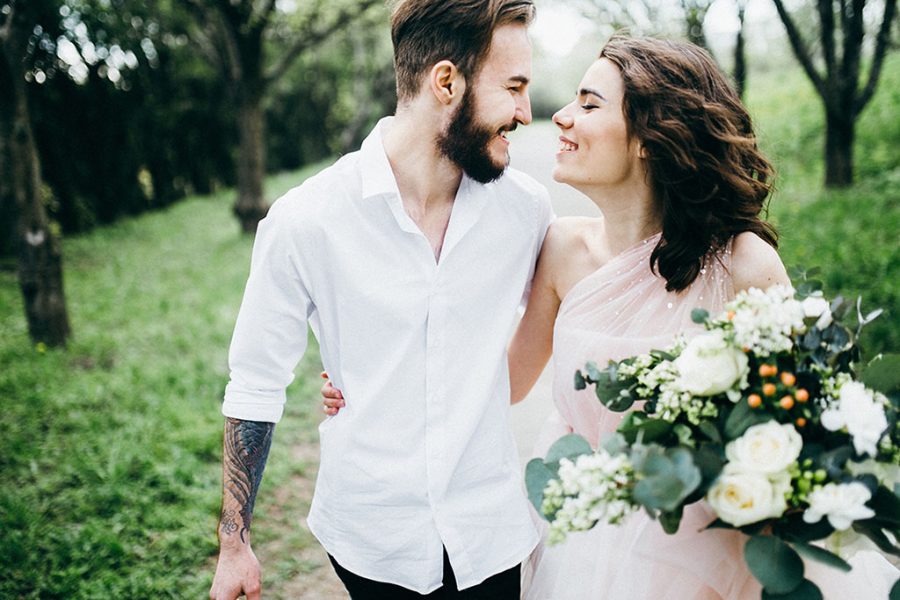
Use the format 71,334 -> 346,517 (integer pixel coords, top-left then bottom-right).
1,0 -> 897,597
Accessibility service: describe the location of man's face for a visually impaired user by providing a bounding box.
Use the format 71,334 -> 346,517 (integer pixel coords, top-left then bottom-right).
437,24 -> 533,183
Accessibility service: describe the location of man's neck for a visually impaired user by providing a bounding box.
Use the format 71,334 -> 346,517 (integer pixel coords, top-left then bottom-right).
383,111 -> 463,215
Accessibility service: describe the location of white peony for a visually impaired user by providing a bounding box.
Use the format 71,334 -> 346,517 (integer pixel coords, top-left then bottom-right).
674,330 -> 749,397
821,381 -> 889,457
803,482 -> 875,530
707,465 -> 789,527
726,421 -> 803,476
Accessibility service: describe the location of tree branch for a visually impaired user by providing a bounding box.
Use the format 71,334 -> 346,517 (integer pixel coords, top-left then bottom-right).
855,0 -> 898,113
262,0 -> 380,88
772,0 -> 828,99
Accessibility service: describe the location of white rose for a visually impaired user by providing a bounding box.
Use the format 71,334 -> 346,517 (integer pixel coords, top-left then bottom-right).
803,482 -> 875,530
725,421 -> 803,475
675,331 -> 749,396
821,382 -> 889,457
707,465 -> 789,527
801,294 -> 833,329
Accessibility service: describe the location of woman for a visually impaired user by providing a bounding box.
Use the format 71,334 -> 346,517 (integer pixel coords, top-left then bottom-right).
510,35 -> 898,599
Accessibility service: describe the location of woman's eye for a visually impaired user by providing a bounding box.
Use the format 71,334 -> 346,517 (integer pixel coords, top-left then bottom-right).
581,104 -> 598,110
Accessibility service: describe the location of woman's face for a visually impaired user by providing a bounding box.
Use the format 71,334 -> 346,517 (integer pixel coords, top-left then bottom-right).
551,58 -> 644,193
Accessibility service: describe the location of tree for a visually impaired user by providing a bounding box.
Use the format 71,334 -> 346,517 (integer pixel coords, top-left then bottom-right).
180,0 -> 382,233
733,0 -> 748,97
0,0 -> 71,347
772,0 -> 898,187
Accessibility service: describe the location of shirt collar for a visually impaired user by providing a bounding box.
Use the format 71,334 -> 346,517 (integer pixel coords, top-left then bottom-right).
360,117 -> 402,200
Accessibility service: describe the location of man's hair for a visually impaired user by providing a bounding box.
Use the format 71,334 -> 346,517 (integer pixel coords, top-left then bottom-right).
390,0 -> 535,103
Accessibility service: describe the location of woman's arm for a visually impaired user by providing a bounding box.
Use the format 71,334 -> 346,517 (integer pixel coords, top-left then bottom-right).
509,222 -> 566,404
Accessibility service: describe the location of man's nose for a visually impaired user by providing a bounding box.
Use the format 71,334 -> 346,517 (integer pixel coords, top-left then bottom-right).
516,94 -> 533,126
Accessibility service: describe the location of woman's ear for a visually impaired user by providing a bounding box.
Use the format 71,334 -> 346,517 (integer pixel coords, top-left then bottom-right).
429,60 -> 464,105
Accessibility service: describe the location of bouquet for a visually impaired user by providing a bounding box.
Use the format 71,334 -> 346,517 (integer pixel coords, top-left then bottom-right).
526,282 -> 900,599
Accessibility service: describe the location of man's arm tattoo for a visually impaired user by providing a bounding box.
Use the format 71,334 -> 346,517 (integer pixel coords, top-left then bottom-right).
221,417 -> 275,543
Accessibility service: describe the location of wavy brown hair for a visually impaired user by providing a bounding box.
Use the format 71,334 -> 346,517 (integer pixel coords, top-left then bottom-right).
600,34 -> 777,292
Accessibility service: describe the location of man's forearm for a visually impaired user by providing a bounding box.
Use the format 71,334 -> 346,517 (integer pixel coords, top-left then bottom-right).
219,417 -> 275,547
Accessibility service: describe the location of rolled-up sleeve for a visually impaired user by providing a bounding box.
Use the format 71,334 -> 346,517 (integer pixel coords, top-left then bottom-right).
222,202 -> 313,423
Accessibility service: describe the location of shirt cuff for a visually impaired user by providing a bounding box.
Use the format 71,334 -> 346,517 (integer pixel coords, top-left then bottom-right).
222,387 -> 286,423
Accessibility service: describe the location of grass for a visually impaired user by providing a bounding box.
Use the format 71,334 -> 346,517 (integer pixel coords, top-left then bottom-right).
0,54 -> 898,598
0,162 -> 330,598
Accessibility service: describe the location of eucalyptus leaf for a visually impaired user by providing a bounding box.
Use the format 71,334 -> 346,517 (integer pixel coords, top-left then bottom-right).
525,459 -> 556,516
744,535 -> 805,594
593,371 -> 634,411
815,446 -> 851,478
600,433 -> 629,456
791,541 -> 851,572
761,579 -> 823,600
585,361 -> 603,381
574,369 -> 587,391
632,447 -> 701,512
659,506 -> 684,534
853,522 -> 900,558
619,414 -> 672,445
698,421 -> 722,444
691,308 -> 709,324
890,577 -> 900,600
724,398 -> 772,440
545,434 -> 592,464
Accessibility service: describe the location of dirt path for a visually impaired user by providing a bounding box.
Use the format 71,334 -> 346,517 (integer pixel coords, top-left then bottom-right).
274,121 -> 597,597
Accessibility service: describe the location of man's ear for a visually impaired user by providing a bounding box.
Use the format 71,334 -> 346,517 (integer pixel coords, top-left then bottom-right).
428,60 -> 464,105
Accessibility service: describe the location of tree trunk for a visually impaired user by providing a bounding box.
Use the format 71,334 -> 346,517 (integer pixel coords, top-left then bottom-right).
824,111 -> 855,187
733,4 -> 747,98
233,91 -> 268,234
0,41 -> 71,346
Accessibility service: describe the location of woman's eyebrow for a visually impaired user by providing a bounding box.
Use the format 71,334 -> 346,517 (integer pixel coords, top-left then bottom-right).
578,87 -> 608,102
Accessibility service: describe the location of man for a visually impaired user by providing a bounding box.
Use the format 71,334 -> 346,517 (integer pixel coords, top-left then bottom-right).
209,1 -> 552,598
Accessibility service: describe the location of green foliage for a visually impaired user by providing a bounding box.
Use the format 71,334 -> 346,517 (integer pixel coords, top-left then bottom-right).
0,162 -> 329,598
744,535 -> 806,595
749,54 -> 900,355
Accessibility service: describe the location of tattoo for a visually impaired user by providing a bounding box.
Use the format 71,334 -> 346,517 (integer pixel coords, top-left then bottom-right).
220,509 -> 239,535
221,417 -> 274,543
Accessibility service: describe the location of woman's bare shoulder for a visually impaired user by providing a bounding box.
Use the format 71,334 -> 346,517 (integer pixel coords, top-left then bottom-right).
730,231 -> 791,292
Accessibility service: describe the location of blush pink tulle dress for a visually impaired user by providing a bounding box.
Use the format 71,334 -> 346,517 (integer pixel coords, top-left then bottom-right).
522,233 -> 899,599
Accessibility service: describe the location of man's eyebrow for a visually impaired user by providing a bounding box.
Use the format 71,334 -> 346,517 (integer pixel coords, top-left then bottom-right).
509,75 -> 530,85
579,87 -> 608,102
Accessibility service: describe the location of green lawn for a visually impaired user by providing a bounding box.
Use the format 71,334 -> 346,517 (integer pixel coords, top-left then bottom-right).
0,163 -> 329,598
0,54 -> 898,598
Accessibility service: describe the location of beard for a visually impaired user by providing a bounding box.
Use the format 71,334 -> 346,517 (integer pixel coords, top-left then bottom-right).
436,87 -> 515,184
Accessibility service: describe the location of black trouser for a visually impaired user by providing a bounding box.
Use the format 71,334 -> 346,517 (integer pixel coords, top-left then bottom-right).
328,549 -> 520,599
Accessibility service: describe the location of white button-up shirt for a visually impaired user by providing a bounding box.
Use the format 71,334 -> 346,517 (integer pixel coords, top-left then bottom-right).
223,118 -> 552,593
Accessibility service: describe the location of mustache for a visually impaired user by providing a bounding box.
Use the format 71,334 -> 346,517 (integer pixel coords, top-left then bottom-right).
499,122 -> 518,134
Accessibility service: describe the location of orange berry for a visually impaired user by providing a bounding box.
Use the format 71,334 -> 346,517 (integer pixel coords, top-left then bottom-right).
795,417 -> 807,427
747,394 -> 763,408
758,364 -> 778,378
780,395 -> 795,410
795,388 -> 809,403
763,383 -> 777,396
727,310 -> 736,320
781,372 -> 796,387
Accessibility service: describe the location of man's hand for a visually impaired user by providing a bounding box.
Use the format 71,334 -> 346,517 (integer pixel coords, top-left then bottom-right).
210,546 -> 262,600
321,371 -> 345,416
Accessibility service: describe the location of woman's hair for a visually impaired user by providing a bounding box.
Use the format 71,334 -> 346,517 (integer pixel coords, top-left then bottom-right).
390,0 -> 535,103
599,34 -> 777,292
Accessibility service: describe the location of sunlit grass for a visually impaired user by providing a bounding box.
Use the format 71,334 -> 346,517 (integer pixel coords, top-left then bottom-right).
0,161 -> 330,598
